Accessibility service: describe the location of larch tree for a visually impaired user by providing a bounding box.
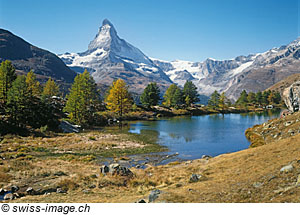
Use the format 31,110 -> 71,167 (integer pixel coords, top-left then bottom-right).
163,84 -> 182,108
64,70 -> 99,125
6,75 -> 29,127
26,70 -> 42,97
0,60 -> 17,104
42,78 -> 60,98
105,79 -> 133,118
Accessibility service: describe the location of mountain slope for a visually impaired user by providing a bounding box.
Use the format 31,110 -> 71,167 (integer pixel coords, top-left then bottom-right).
0,29 -> 76,83
152,38 -> 300,100
59,19 -> 172,93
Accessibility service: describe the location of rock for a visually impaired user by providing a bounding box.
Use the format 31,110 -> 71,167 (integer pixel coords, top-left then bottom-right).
201,155 -> 212,159
284,121 -> 292,127
4,193 -> 14,200
253,182 -> 263,188
283,81 -> 300,112
280,164 -> 294,173
296,175 -> 300,186
59,120 -> 80,133
189,174 -> 203,183
26,187 -> 35,195
137,199 -> 146,203
288,129 -> 294,135
100,165 -> 109,175
148,189 -> 162,203
109,163 -> 133,177
88,184 -> 96,189
56,188 -> 67,194
11,185 -> 19,193
0,188 -> 6,195
54,171 -> 67,176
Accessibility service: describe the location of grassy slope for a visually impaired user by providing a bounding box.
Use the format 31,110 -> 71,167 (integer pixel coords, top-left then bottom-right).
2,113 -> 300,203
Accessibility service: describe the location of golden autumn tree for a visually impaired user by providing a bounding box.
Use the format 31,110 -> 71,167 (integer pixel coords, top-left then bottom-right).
105,79 -> 133,118
26,70 -> 42,97
42,78 -> 60,98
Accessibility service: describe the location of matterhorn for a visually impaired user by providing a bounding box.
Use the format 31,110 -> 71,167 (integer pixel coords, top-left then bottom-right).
59,19 -> 172,93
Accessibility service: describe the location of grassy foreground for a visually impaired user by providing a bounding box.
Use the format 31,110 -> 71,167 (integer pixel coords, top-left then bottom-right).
1,112 -> 300,203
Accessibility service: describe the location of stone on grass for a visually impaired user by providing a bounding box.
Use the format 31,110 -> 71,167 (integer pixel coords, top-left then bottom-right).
11,185 -> 19,193
26,187 -> 35,195
4,193 -> 14,200
148,189 -> 162,203
280,164 -> 294,173
189,174 -> 203,183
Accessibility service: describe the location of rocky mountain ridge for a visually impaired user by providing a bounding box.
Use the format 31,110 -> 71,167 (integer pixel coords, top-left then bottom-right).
0,29 -> 76,83
59,19 -> 172,94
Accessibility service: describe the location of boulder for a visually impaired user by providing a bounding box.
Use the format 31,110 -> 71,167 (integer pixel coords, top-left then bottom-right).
201,155 -> 212,159
59,120 -> 80,133
109,163 -> 133,177
148,189 -> 162,203
100,165 -> 109,175
189,174 -> 203,183
56,188 -> 67,194
11,185 -> 19,193
0,188 -> 6,195
136,199 -> 147,203
283,81 -> 300,112
3,193 -> 14,200
26,187 -> 35,195
280,164 -> 294,173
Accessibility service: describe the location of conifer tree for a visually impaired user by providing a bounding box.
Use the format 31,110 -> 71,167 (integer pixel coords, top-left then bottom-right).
247,92 -> 256,105
6,75 -> 29,127
163,84 -> 182,108
236,90 -> 248,105
42,78 -> 60,98
140,82 -> 160,108
26,70 -> 42,97
105,79 -> 133,118
255,91 -> 263,105
64,70 -> 99,125
208,90 -> 220,108
0,60 -> 16,104
219,92 -> 229,110
183,80 -> 199,106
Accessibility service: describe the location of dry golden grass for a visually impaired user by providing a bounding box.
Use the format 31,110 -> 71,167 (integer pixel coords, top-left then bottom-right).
2,113 -> 300,203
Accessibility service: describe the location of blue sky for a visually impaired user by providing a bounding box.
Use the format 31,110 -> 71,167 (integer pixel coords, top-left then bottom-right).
0,0 -> 299,61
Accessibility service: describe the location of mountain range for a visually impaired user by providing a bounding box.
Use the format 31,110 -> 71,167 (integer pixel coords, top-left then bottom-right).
1,19 -> 300,101
59,19 -> 300,100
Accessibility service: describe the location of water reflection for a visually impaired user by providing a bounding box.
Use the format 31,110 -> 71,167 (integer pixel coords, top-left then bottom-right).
129,110 -> 281,161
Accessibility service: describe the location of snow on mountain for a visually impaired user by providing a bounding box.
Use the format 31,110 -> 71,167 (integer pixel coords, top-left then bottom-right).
58,19 -> 172,93
152,37 -> 300,100
58,20 -> 300,101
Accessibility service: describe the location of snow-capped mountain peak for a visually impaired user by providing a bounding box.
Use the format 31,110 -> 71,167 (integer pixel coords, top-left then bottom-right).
58,19 -> 172,93
87,19 -> 118,51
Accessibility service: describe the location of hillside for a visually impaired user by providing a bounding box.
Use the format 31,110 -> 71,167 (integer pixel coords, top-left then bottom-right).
0,29 -> 76,83
267,73 -> 300,95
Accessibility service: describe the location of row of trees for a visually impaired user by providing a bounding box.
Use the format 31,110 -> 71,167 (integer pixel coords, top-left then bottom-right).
140,80 -> 199,108
236,90 -> 281,106
1,59 -> 284,131
0,60 -> 61,133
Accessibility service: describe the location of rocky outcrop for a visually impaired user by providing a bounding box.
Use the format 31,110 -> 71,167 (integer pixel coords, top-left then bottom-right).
282,81 -> 300,112
100,163 -> 133,177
